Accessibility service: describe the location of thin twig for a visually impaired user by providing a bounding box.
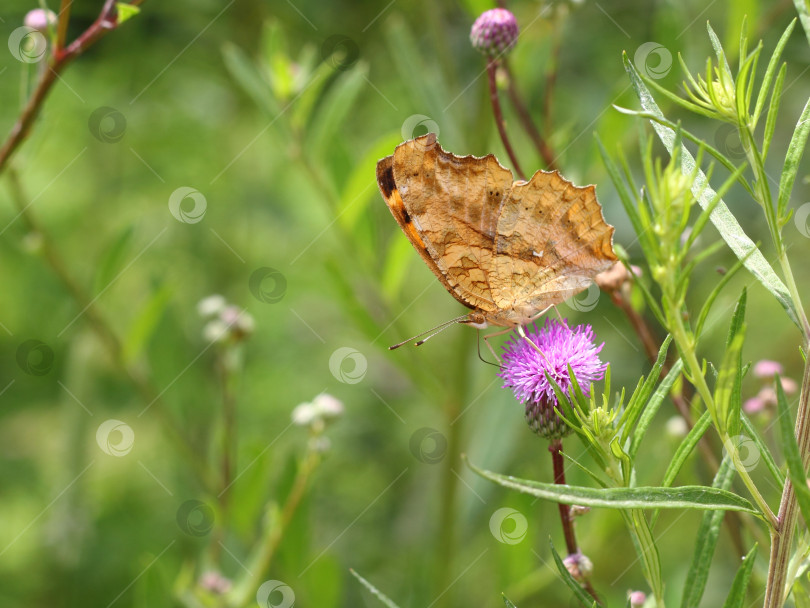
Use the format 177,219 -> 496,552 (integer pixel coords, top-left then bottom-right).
0,1 -> 146,177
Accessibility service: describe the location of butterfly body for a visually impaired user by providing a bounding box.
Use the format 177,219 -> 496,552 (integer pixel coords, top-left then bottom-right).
376,134 -> 617,331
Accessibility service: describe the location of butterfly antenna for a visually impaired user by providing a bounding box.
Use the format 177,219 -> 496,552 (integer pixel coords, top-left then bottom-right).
389,315 -> 469,350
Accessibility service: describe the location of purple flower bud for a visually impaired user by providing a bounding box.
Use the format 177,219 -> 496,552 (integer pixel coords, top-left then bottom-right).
499,320 -> 607,439
753,359 -> 783,378
629,590 -> 647,607
24,9 -> 57,33
470,8 -> 519,57
563,552 -> 593,581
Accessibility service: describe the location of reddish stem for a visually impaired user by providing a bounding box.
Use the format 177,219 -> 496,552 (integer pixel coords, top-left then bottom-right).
486,58 -> 526,180
549,439 -> 577,555
0,1 -> 145,176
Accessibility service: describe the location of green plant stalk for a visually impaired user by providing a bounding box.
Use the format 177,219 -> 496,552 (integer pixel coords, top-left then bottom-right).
763,356 -> 810,608
664,294 -> 777,527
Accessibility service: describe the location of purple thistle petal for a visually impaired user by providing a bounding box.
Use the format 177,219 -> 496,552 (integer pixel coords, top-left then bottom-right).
499,319 -> 607,408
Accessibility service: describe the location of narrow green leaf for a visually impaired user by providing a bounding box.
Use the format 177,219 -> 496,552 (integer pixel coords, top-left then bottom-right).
707,22 -> 733,77
694,250 -> 751,339
726,288 -> 747,348
794,0 -> 810,48
741,414 -> 785,486
465,457 -> 760,515
622,52 -> 801,329
754,17 -> 794,124
722,544 -> 758,608
595,134 -> 646,238
549,540 -> 594,608
337,132 -> 402,232
381,233 -> 415,300
502,595 -> 518,608
122,284 -> 173,364
612,107 -> 753,197
777,94 -> 810,221
651,410 -> 713,527
627,509 -> 664,598
349,569 -> 401,608
762,63 -> 786,160
222,42 -> 282,118
681,456 -> 736,608
629,359 -> 684,460
94,226 -> 134,294
776,374 -> 810,530
621,336 -> 672,448
305,62 -> 368,158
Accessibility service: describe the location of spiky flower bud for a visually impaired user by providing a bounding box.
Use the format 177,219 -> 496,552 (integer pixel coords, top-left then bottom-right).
470,8 -> 519,57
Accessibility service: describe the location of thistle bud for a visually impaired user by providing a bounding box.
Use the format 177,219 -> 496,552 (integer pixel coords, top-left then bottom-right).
470,9 -> 519,57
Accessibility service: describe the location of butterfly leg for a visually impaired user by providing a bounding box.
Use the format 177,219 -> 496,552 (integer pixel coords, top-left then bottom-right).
481,326 -> 518,364
516,324 -> 551,364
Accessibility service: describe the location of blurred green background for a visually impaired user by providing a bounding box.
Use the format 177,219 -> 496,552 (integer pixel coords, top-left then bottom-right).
1,0 -> 808,606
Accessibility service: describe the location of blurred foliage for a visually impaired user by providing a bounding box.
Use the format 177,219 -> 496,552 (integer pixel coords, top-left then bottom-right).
1,0 -> 810,607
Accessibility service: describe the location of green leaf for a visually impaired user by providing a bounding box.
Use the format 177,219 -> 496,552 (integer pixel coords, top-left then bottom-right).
622,52 -> 801,329
502,595 -> 518,608
382,231 -> 416,301
222,42 -> 283,117
776,374 -> 810,530
763,63 -> 786,160
349,569 -> 401,608
777,94 -> 810,221
596,133 -> 646,239
305,62 -> 368,158
794,0 -> 810,48
681,456 -> 736,608
621,336 -> 672,448
754,19 -> 795,124
651,410 -> 713,527
337,132 -> 401,232
122,284 -> 173,364
722,544 -> 758,608
694,250 -> 752,339
94,225 -> 134,294
549,540 -> 594,608
629,359 -> 684,460
115,3 -> 141,25
465,457 -> 761,515
741,414 -> 785,486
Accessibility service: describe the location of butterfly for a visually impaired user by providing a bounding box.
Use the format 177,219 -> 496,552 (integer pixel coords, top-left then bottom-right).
376,133 -> 616,347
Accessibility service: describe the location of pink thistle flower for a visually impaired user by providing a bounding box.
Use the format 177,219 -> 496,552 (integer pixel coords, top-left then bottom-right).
499,319 -> 607,438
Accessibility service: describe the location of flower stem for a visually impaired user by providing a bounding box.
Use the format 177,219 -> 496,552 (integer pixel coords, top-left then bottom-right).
486,58 -> 526,180
501,59 -> 558,171
549,439 -> 601,605
549,440 -> 577,555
